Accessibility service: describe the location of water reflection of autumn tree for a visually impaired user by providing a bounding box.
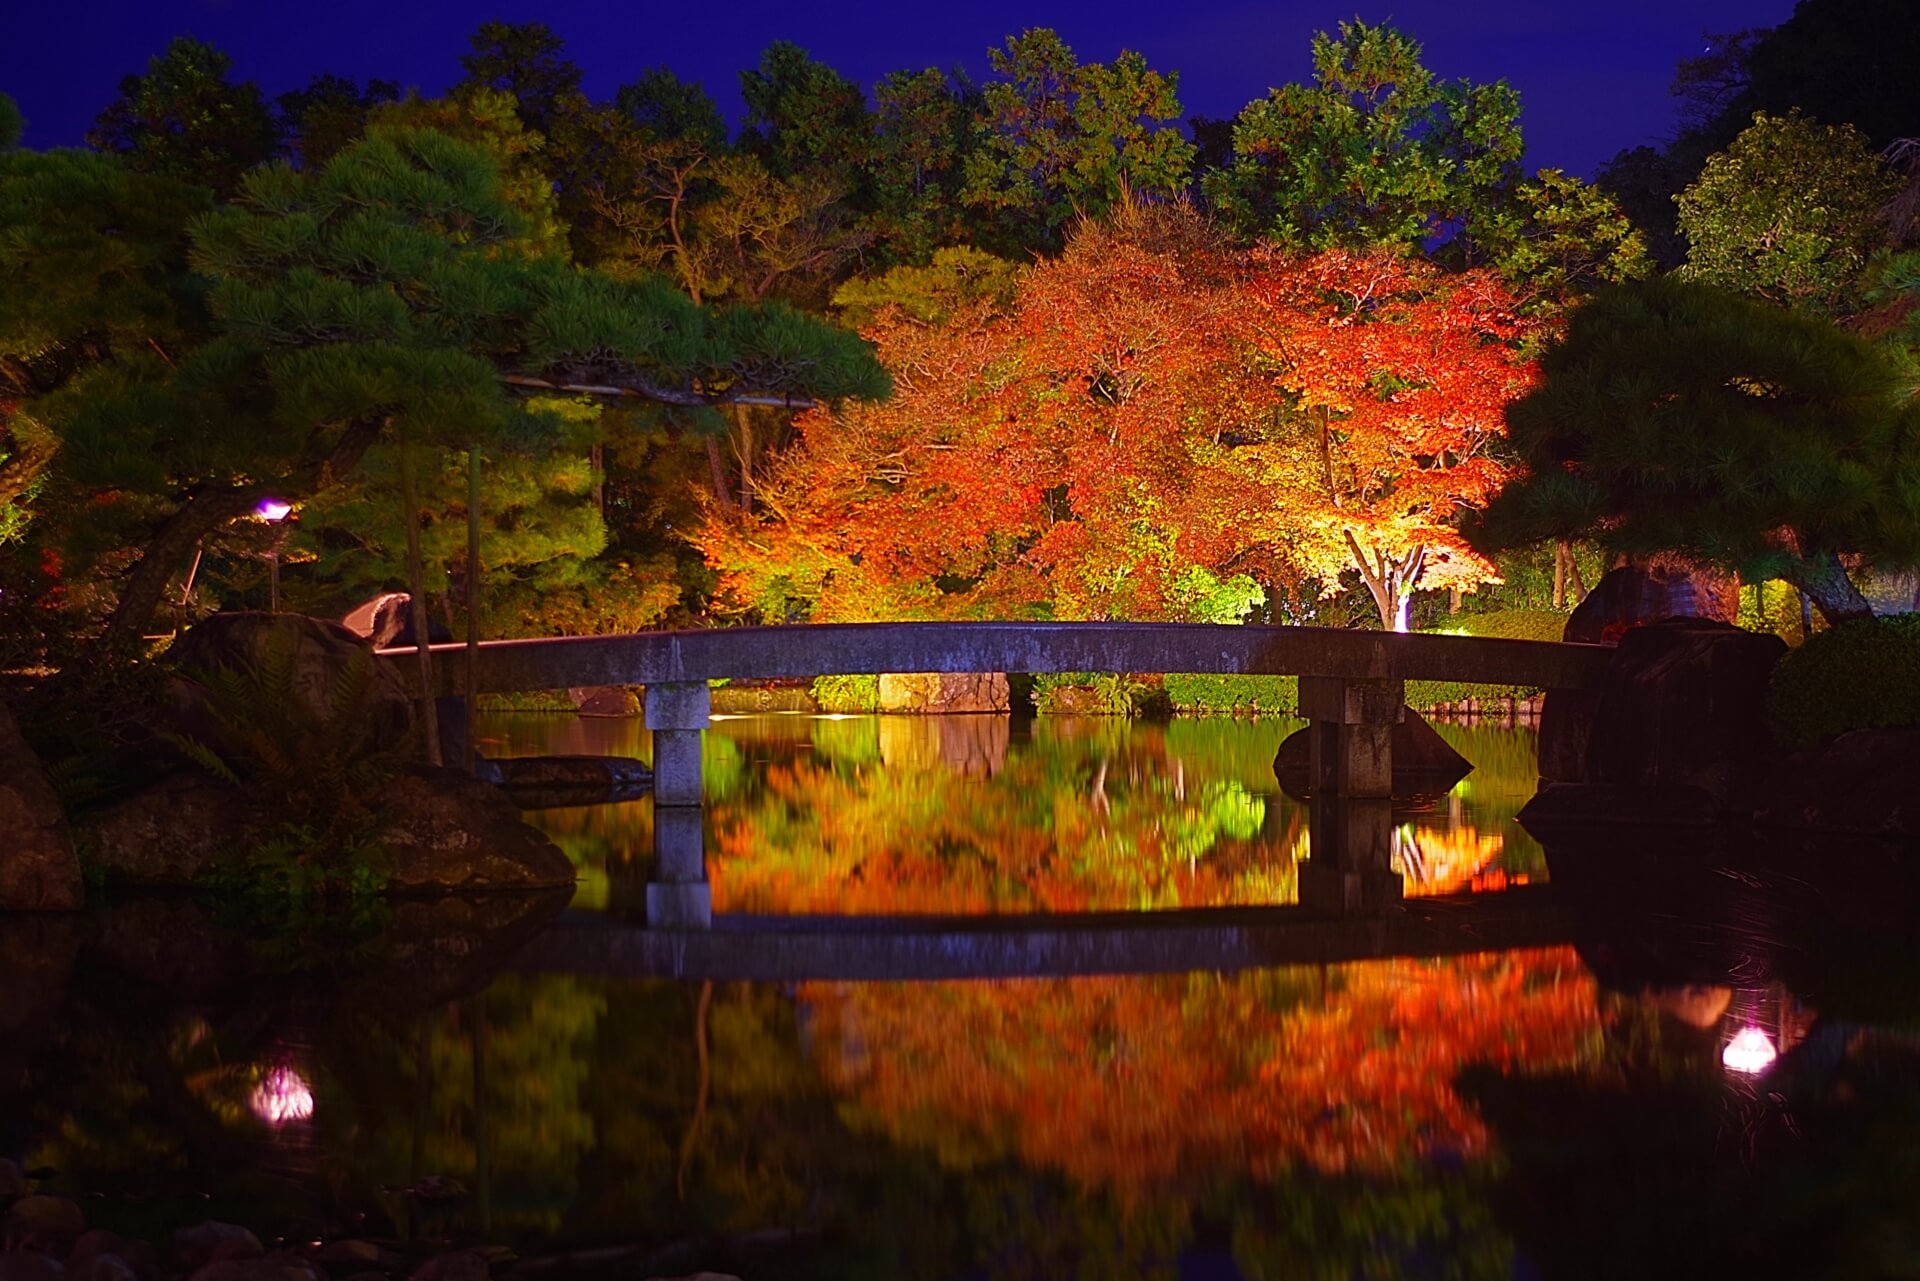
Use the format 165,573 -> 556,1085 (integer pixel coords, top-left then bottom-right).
808,949 -> 1599,1193
709,723 -> 1301,915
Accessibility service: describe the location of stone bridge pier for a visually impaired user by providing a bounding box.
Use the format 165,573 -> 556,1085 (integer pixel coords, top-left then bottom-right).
644,681 -> 712,928
1296,674 -> 1406,915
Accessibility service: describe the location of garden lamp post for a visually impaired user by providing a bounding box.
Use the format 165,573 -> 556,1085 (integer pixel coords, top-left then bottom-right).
256,499 -> 292,612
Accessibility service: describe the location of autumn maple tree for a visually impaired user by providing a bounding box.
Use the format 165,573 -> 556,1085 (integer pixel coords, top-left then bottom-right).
701,210 -> 1536,630
1252,250 -> 1538,630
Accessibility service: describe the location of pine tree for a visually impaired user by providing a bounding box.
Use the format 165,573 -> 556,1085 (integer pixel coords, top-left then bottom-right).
1471,278 -> 1920,623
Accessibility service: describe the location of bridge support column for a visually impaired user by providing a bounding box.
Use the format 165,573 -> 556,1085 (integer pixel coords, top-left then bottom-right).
646,804 -> 711,929
645,682 -> 711,929
645,682 -> 710,807
1298,676 -> 1403,798
1299,797 -> 1403,914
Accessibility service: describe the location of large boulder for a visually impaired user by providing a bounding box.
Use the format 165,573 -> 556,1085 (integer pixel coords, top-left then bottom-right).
1524,618 -> 1785,828
371,768 -> 576,892
74,774 -> 267,886
1750,727 -> 1920,837
878,672 -> 1010,713
485,755 -> 652,809
1542,564 -> 1743,784
167,612 -> 413,751
0,699 -> 81,910
1272,708 -> 1473,800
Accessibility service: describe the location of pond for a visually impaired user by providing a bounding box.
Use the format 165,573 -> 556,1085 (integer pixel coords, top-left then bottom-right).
5,713 -> 1919,1281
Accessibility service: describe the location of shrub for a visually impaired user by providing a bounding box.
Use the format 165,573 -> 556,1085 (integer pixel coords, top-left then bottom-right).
1767,614 -> 1920,748
811,673 -> 879,713
1162,673 -> 1299,715
1407,609 -> 1565,708
1032,672 -> 1162,716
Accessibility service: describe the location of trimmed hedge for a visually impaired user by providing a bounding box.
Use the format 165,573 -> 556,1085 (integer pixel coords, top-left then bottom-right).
1407,609 -> 1568,708
1163,673 -> 1299,715
1767,614 -> 1920,748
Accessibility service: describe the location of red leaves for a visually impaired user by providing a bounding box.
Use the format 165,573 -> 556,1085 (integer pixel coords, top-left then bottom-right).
699,214 -> 1540,623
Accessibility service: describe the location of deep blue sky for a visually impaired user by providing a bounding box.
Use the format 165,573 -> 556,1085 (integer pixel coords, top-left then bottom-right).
3,0 -> 1797,175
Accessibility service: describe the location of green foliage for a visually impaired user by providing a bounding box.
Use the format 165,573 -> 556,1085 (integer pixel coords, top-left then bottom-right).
962,29 -> 1195,253
1204,21 -> 1523,257
87,37 -> 280,195
1738,579 -> 1812,647
811,673 -> 879,713
277,74 -> 402,167
1031,671 -> 1160,716
1406,609 -> 1567,707
1473,277 -> 1920,617
1162,673 -> 1299,715
455,21 -> 584,137
0,94 -> 22,151
1767,614 -> 1920,747
740,41 -> 871,186
833,247 -> 1024,327
1677,112 -> 1900,315
866,67 -> 981,263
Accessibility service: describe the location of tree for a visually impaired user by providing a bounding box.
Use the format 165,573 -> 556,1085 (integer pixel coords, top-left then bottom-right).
1203,22 -> 1524,259
454,21 -> 585,139
277,73 -> 402,168
1676,111 -> 1900,317
87,37 -> 279,195
1253,251 -> 1536,630
700,205 -> 1294,624
1472,278 -> 1920,624
961,29 -> 1195,254
865,67 -> 981,265
739,41 -> 870,191
38,126 -> 886,669
0,137 -> 211,630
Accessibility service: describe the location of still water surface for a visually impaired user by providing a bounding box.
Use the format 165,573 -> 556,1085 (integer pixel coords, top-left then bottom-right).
6,714 -> 1919,1280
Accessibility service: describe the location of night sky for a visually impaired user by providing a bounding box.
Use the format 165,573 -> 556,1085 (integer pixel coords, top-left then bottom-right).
5,0 -> 1796,175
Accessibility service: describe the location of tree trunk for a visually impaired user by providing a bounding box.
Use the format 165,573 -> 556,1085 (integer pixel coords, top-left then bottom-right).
732,405 -> 755,516
96,418 -> 382,654
1553,539 -> 1569,609
1784,548 -> 1873,625
1566,545 -> 1589,602
465,448 -> 481,775
397,440 -> 443,768
588,443 -> 605,517
97,488 -> 264,653
705,437 -> 737,519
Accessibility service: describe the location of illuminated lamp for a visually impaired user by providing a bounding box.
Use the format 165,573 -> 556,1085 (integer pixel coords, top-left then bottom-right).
1721,1025 -> 1778,1075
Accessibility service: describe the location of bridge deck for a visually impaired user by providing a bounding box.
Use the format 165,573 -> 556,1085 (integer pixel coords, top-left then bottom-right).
515,886 -> 1574,982
382,620 -> 1607,695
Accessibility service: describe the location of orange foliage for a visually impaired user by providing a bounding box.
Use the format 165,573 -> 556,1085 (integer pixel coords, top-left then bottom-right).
806,947 -> 1599,1198
700,211 -> 1539,626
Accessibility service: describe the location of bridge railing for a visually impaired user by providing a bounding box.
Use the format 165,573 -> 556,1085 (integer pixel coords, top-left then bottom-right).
379,620 -> 1608,694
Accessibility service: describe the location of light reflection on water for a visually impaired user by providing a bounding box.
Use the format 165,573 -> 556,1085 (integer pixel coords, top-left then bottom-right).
480,712 -> 1550,914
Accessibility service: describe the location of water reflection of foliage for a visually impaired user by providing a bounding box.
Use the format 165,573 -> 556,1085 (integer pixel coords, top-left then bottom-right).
487,712 -> 1551,911
709,723 -> 1301,915
808,948 -> 1599,1191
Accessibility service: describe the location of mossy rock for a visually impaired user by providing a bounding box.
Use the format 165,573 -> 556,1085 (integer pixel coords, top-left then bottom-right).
1767,614 -> 1920,748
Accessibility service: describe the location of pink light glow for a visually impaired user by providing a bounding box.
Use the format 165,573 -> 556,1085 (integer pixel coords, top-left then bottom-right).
256,499 -> 293,522
249,1065 -> 315,1125
1721,1026 -> 1778,1075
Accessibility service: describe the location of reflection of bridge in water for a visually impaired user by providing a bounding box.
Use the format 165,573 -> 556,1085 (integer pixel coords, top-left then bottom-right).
516,881 -> 1577,982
